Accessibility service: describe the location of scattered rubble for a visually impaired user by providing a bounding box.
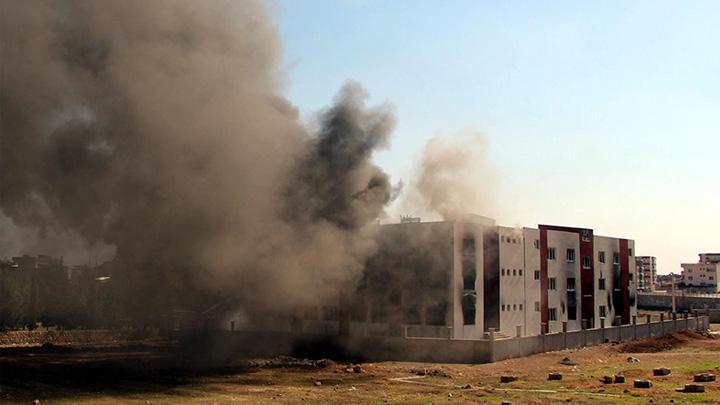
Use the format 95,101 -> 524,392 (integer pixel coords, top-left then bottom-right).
313,381 -> 322,386
600,376 -> 613,384
634,380 -> 653,388
409,367 -> 451,378
614,375 -> 625,384
626,356 -> 639,363
353,365 -> 363,373
547,373 -> 562,381
251,356 -> 334,369
653,367 -> 671,376
559,357 -> 576,365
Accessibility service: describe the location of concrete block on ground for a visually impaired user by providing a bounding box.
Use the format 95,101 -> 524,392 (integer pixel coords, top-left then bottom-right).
500,375 -> 518,383
653,367 -> 671,376
694,373 -> 716,382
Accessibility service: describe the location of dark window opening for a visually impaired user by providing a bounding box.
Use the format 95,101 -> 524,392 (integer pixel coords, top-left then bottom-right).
534,270 -> 540,280
370,305 -> 388,323
568,306 -> 577,320
302,306 -> 319,320
598,278 -> 606,290
583,255 -> 591,269
349,302 -> 367,322
403,306 -> 421,325
567,277 -> 576,291
461,293 -> 476,325
462,236 -> 475,255
462,257 -> 476,290
323,306 -> 339,321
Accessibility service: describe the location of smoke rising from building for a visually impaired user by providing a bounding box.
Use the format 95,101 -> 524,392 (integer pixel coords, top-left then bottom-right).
0,1 -> 394,317
395,132 -> 496,221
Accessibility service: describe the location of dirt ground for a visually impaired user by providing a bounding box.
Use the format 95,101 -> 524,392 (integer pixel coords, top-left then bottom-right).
1,327 -> 719,404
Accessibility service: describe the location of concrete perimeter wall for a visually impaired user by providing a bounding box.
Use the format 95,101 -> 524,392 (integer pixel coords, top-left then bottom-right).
0,329 -> 158,347
493,315 -> 709,362
198,316 -> 709,364
638,293 -> 720,310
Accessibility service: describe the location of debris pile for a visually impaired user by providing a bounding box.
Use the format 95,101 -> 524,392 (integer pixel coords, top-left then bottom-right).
250,356 -> 334,369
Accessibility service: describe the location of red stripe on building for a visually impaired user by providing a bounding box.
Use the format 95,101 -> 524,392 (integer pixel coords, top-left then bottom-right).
619,239 -> 630,324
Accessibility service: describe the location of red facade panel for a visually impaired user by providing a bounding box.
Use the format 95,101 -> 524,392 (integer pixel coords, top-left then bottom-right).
619,239 -> 630,324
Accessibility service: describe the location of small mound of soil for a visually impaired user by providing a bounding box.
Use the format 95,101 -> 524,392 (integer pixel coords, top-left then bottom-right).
617,331 -> 708,353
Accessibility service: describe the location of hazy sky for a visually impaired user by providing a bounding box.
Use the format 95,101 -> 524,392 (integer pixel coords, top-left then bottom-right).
276,0 -> 719,274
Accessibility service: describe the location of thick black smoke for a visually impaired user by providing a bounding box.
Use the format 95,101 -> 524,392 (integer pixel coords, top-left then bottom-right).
0,0 -> 394,319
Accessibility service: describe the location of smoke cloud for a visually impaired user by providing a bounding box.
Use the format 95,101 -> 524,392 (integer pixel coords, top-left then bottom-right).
0,1 -> 394,317
395,132 -> 496,221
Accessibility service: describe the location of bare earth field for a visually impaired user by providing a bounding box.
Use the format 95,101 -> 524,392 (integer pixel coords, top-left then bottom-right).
1,326 -> 719,404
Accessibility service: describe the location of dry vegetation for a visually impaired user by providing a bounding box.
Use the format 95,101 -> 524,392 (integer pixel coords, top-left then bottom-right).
1,328 -> 719,404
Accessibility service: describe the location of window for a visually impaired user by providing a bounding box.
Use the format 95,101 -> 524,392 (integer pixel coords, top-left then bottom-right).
349,301 -> 367,322
462,293 -> 476,325
534,270 -> 540,280
500,236 -> 505,243
501,268 -> 505,276
519,304 -> 523,311
598,278 -> 606,290
599,305 -> 607,318
403,306 -> 421,325
629,272 -> 634,281
512,269 -> 517,276
501,304 -> 505,311
519,269 -> 523,276
534,301 -> 540,312
462,256 -> 476,290
566,248 -> 576,262
568,306 -> 577,320
613,252 -> 620,264
548,247 -> 556,260
549,277 -> 557,290
462,236 -> 475,255
303,306 -> 319,320
583,256 -> 591,269
567,277 -> 576,291
581,229 -> 591,241
323,306 -> 339,321
533,239 -> 540,249
370,305 -> 388,323
549,308 -> 558,321
599,251 -> 606,263
513,304 -> 517,311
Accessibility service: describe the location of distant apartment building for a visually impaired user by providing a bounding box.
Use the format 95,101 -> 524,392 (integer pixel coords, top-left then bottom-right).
635,256 -> 657,291
681,253 -> 720,292
237,216 -> 637,338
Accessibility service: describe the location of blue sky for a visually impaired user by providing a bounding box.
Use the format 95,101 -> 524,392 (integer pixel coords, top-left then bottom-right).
274,0 -> 720,274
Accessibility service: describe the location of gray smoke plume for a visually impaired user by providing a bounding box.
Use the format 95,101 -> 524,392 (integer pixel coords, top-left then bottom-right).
0,0 -> 394,318
395,132 -> 496,221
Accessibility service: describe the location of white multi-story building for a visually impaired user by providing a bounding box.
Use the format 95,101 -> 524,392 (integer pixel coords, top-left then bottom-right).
635,256 -> 657,291
236,216 -> 638,339
681,253 -> 720,292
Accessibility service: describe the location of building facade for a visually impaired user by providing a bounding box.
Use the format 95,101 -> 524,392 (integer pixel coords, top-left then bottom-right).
635,256 -> 657,292
681,253 -> 720,292
233,216 -> 637,339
